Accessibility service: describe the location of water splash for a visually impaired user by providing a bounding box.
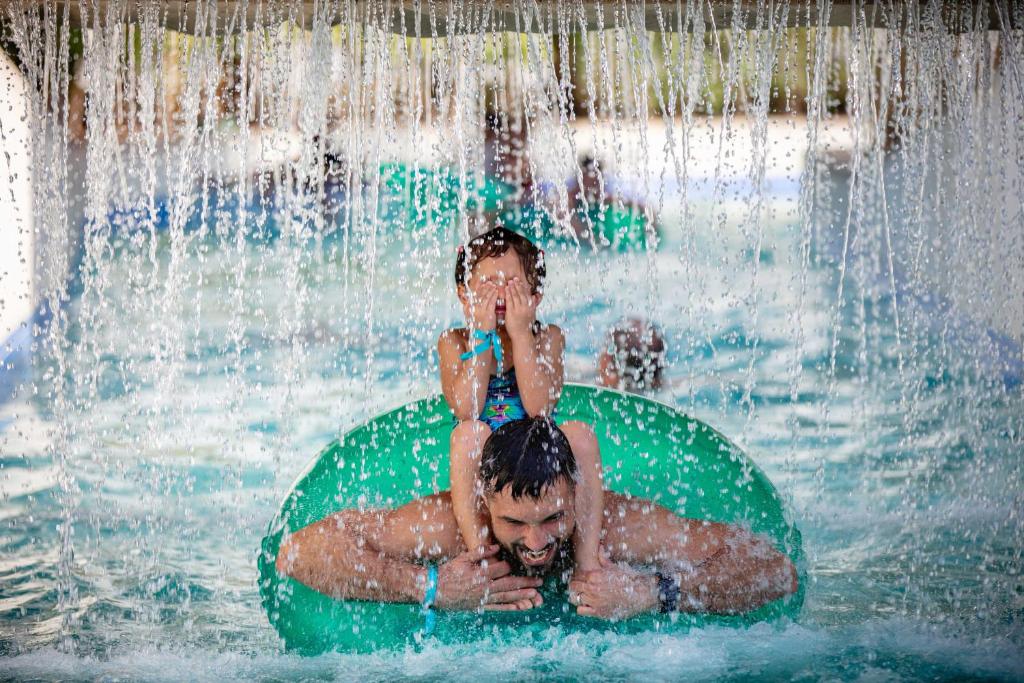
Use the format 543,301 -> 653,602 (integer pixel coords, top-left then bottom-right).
0,0 -> 1021,676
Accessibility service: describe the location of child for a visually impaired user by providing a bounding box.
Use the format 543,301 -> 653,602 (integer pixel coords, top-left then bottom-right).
437,227 -> 603,580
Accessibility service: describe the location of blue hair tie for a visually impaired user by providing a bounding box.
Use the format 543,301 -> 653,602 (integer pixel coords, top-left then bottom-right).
422,564 -> 438,635
459,329 -> 503,368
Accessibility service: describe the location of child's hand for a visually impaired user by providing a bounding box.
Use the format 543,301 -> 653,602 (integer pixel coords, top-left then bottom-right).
463,281 -> 499,331
504,278 -> 538,340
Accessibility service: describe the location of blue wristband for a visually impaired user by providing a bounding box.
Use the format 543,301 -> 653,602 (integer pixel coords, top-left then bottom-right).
655,571 -> 680,614
421,564 -> 438,634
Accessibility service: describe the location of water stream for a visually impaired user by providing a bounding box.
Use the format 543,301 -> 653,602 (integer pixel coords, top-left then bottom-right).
0,1 -> 1021,680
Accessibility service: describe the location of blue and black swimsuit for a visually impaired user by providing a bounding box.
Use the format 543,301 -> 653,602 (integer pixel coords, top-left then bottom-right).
478,367 -> 528,430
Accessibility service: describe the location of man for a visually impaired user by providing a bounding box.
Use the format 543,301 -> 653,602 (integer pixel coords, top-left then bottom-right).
276,417 -> 798,619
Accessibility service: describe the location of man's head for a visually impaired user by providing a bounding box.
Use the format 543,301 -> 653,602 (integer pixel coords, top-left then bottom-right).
479,417 -> 578,575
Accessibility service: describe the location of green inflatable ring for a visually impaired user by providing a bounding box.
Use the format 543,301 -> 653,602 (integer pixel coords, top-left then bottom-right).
373,161 -> 658,253
258,384 -> 804,654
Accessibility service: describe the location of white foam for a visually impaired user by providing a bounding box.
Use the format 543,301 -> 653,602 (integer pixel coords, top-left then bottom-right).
3,619 -> 1022,682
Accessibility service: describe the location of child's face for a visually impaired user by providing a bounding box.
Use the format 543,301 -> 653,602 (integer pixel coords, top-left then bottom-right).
461,249 -> 536,319
468,250 -> 528,292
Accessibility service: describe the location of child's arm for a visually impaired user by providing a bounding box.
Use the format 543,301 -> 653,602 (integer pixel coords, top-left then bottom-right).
438,281 -> 500,421
505,278 -> 564,416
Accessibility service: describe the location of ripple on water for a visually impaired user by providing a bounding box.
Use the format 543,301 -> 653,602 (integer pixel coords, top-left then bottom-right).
0,551 -> 57,623
0,619 -> 1020,682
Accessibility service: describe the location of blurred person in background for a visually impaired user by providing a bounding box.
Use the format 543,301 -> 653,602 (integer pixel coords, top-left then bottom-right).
597,318 -> 666,395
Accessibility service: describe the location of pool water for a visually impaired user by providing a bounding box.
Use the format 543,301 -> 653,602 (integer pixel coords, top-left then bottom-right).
0,161 -> 1022,681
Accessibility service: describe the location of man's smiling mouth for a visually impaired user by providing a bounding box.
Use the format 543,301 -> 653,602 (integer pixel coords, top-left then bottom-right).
517,543 -> 555,566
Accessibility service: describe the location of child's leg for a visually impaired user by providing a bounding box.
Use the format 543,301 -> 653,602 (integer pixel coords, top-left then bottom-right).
449,420 -> 493,553
560,421 -> 603,573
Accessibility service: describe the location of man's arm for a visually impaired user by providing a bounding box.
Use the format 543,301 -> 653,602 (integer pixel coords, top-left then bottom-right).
275,494 -> 545,611
668,525 -> 798,614
569,493 -> 798,619
276,509 -> 428,603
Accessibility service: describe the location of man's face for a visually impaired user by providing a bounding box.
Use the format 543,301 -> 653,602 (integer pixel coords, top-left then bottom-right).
483,477 -> 576,576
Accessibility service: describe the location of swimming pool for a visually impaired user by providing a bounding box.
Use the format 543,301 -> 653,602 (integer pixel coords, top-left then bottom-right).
1,145 -> 1021,680
1,2 -> 1022,677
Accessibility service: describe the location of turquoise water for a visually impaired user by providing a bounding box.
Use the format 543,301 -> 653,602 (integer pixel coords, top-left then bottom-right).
1,169 -> 1022,681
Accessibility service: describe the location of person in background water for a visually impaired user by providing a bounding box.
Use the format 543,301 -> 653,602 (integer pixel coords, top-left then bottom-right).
564,154 -> 659,250
597,318 -> 667,394
437,227 -> 606,585
484,108 -> 535,203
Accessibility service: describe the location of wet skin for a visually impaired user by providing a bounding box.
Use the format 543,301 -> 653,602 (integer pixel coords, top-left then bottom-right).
277,479 -> 799,618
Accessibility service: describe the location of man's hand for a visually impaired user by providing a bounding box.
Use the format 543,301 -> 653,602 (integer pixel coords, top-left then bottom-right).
568,553 -> 659,620
436,544 -> 544,612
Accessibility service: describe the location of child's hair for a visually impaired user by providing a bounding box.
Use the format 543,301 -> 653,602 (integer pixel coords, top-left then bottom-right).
455,227 -> 545,294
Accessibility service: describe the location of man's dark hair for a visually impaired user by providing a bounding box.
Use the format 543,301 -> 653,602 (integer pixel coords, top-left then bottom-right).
480,417 -> 577,500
